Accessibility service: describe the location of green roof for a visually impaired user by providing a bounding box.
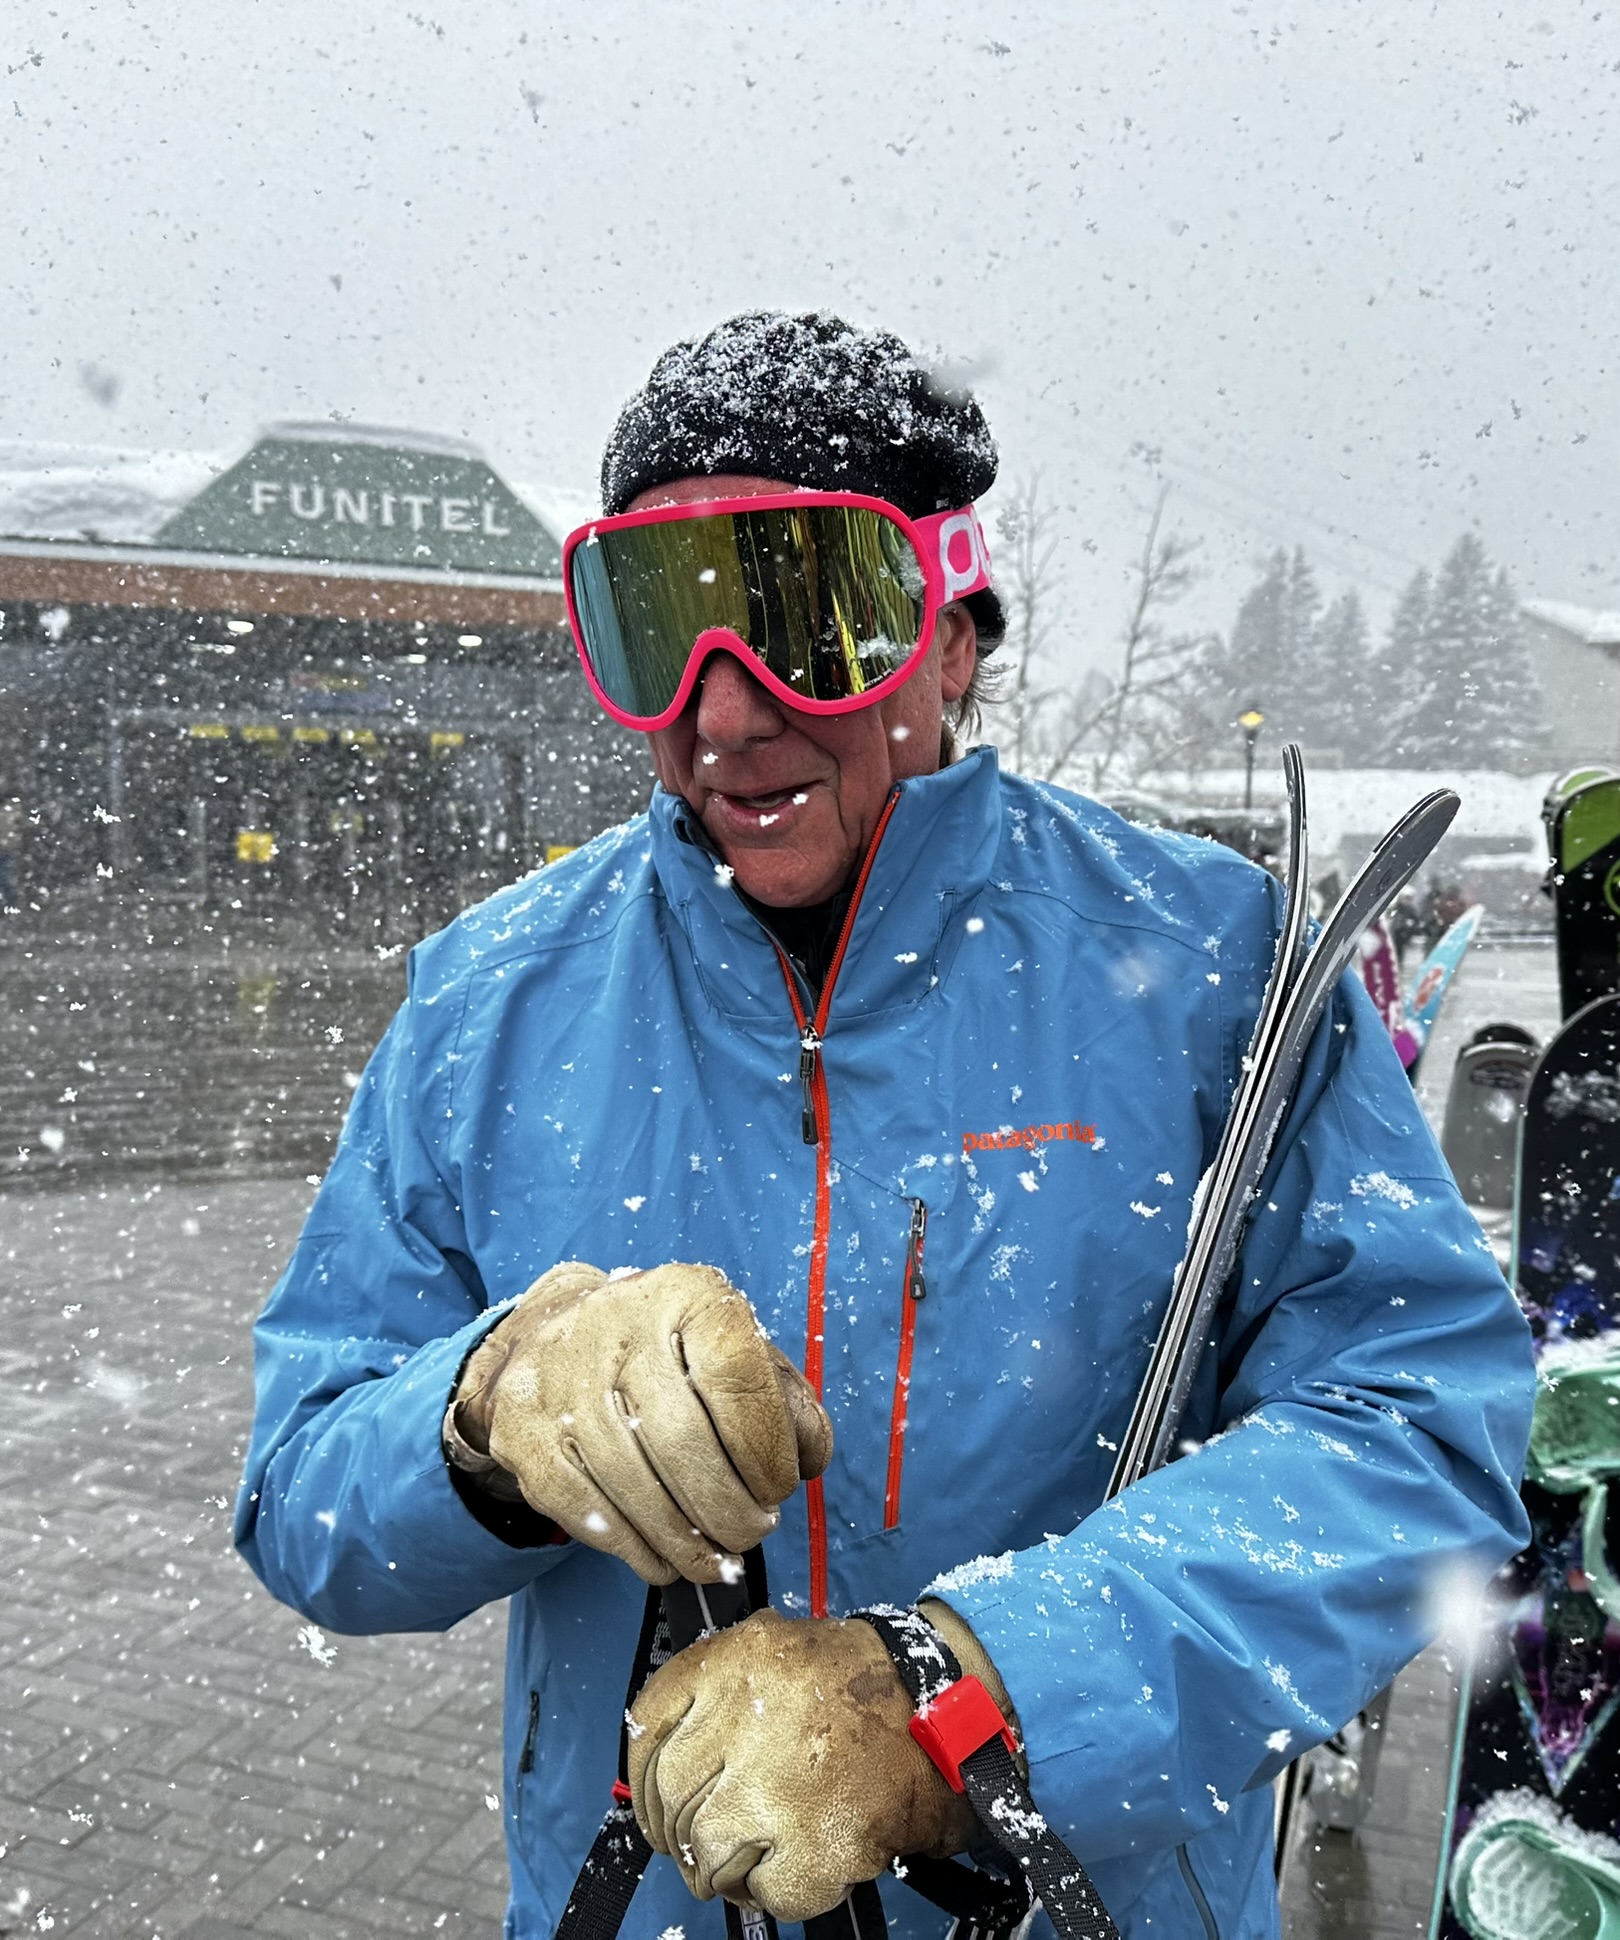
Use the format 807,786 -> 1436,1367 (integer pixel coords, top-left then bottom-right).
154,423 -> 561,578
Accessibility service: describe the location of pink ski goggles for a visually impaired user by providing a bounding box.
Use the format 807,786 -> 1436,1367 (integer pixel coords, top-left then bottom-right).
562,490 -> 993,732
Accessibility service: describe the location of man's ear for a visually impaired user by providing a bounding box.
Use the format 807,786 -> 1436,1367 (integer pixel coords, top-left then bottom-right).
938,604 -> 978,703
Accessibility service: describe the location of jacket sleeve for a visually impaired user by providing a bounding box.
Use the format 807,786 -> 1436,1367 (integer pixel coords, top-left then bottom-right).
929,968 -> 1534,1865
235,956 -> 572,1634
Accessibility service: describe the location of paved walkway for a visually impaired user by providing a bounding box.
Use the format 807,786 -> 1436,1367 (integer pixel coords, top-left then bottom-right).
1,930 -> 401,1186
0,1181 -> 507,1938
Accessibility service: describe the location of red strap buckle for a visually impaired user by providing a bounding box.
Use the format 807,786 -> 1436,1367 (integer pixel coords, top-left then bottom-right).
611,1779 -> 633,1804
908,1675 -> 1018,1793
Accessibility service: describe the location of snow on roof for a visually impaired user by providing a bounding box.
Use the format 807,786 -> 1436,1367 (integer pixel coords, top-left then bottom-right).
0,435 -> 580,552
261,419 -> 484,459
1522,599 -> 1620,647
0,441 -> 221,545
1140,766 -> 1558,856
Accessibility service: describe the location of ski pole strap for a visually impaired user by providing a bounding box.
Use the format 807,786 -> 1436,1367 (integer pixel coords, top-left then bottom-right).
559,1568 -> 1054,1940
554,1583 -> 669,1940
852,1606 -> 1121,1940
554,1797 -> 656,1940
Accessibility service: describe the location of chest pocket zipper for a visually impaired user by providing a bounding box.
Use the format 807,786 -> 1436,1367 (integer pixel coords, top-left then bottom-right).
518,1688 -> 540,1774
883,1198 -> 929,1530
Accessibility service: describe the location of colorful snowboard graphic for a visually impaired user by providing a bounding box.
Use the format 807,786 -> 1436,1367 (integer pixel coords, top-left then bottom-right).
1547,773 -> 1620,1022
1433,995 -> 1620,1939
1400,903 -> 1487,1074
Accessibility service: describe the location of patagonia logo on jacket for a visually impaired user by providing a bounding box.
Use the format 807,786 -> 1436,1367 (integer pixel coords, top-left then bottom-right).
962,1120 -> 1098,1155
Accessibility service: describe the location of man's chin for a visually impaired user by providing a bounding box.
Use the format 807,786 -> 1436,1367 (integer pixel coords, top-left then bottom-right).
718,844 -> 851,910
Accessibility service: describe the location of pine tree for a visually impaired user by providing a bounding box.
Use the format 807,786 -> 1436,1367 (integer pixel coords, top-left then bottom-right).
1479,564 -> 1547,763
1309,588 -> 1374,760
1218,549 -> 1289,732
1370,569 -> 1434,764
1378,537 -> 1546,766
1205,546 -> 1326,752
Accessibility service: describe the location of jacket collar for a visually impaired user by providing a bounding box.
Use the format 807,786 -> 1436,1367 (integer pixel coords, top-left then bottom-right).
650,744 -> 1005,1024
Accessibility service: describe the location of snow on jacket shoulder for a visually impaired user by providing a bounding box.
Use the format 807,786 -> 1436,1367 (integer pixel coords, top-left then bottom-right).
237,746 -> 1533,1940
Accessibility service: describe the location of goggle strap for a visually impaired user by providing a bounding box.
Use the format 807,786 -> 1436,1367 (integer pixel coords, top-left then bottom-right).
913,506 -> 994,604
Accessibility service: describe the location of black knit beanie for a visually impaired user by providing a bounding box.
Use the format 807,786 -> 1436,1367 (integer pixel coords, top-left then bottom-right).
601,310 -> 998,517
600,311 -> 1004,648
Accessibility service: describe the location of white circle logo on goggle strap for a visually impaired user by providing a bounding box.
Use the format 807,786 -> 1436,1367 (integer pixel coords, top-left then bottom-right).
937,511 -> 992,602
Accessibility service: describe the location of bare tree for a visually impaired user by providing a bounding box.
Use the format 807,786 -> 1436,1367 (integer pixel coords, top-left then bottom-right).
1037,488 -> 1211,792
994,476 -> 1062,772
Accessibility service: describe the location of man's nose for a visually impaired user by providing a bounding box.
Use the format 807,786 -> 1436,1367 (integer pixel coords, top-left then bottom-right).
693,649 -> 785,749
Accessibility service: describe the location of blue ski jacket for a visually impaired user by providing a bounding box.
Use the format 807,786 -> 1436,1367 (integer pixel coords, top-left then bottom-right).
238,747 -> 1533,1939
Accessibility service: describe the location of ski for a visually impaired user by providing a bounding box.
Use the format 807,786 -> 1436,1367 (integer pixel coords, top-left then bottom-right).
1109,765 -> 1459,1497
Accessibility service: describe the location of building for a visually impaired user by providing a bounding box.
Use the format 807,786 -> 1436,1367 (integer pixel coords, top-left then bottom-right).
0,424 -> 645,935
1520,600 -> 1620,775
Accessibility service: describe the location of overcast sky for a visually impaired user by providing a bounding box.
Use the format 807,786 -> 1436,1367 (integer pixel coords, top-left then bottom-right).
4,1 -> 1618,668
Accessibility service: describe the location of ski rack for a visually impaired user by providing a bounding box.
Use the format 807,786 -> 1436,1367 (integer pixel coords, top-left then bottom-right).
1107,750 -> 1460,1499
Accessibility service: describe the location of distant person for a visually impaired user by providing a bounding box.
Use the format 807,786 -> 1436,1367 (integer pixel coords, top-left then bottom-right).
0,795 -> 24,914
1422,880 -> 1468,951
1389,883 -> 1424,964
238,311 -> 1533,1939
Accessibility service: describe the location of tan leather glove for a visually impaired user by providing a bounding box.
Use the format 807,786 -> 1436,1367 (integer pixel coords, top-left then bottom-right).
628,1608 -> 1017,1922
444,1261 -> 832,1584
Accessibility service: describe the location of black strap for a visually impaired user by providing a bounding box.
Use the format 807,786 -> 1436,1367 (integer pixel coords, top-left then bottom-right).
892,1853 -> 1033,1939
854,1605 -> 1120,1940
557,1564 -> 796,1940
555,1800 -> 657,1940
557,1560 -> 1040,1940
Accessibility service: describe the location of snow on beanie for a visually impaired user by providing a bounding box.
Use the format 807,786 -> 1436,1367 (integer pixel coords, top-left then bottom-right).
599,310 -> 999,522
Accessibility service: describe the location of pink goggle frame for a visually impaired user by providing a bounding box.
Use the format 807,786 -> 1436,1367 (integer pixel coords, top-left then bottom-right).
561,489 -> 994,733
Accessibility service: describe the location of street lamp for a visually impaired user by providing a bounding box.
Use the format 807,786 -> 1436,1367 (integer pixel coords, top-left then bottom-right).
1238,708 -> 1266,812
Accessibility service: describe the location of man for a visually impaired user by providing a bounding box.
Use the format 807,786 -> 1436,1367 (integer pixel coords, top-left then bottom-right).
239,311 -> 1533,1937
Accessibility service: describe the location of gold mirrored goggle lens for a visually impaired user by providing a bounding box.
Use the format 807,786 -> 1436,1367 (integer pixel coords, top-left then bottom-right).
571,503 -> 928,719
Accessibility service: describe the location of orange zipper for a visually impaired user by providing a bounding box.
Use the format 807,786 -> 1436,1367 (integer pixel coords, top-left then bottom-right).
883,1198 -> 928,1529
771,788 -> 902,1618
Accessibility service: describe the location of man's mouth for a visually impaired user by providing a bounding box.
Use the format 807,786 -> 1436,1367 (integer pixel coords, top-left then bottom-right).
717,786 -> 811,812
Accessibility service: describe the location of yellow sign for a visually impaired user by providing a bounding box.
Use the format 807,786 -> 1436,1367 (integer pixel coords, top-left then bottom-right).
241,724 -> 280,744
1238,709 -> 1266,732
189,722 -> 230,739
340,729 -> 381,755
545,844 -> 577,864
236,830 -> 277,864
292,726 -> 331,744
431,731 -> 466,754
236,974 -> 277,1018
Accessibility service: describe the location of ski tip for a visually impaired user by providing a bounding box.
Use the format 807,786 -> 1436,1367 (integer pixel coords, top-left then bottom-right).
1417,788 -> 1462,833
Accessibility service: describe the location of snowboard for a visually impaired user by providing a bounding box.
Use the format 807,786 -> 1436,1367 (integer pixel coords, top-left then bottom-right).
1400,903 -> 1487,1075
1431,995 -> 1620,1939
1546,773 -> 1620,1022
1440,1026 -> 1539,1213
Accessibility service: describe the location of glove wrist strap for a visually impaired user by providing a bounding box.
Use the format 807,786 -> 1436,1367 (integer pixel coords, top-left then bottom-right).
851,1604 -> 1121,1940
